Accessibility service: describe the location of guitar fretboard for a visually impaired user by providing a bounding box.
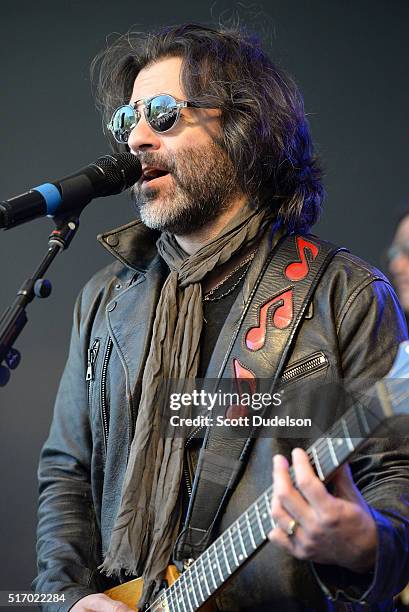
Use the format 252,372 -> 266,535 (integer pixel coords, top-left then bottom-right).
149,386 -> 387,612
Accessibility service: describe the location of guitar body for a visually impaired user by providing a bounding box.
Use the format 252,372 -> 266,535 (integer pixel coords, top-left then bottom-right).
105,565 -> 217,610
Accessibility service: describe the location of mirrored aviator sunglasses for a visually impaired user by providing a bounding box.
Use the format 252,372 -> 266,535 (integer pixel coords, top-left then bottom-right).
108,93 -> 196,143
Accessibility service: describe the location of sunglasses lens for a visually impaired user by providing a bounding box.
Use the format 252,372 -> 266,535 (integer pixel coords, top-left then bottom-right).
387,246 -> 399,263
109,105 -> 137,143
147,95 -> 179,132
387,243 -> 409,263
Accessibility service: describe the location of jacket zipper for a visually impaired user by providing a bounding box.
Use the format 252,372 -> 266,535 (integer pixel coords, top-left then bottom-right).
101,338 -> 113,451
281,351 -> 328,384
86,339 -> 100,406
94,337 -> 116,570
183,352 -> 329,496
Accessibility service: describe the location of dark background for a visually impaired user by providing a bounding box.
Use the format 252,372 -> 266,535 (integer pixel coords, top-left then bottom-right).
0,0 -> 407,595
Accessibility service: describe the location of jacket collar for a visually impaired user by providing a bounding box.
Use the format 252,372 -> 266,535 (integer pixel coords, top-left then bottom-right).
97,219 -> 160,272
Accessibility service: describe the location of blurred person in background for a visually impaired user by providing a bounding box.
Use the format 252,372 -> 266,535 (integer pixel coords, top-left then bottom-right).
387,211 -> 409,611
388,212 -> 409,328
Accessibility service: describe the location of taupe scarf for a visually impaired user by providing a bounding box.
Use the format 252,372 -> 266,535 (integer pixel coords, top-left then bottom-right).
100,203 -> 273,605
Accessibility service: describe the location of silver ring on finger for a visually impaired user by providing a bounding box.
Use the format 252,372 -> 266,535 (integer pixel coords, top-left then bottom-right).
287,518 -> 298,538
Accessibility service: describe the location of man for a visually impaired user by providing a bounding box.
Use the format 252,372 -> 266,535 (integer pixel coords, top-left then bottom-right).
33,24 -> 409,611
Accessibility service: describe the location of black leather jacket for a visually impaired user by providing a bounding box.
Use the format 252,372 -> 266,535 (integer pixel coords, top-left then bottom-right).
33,220 -> 409,611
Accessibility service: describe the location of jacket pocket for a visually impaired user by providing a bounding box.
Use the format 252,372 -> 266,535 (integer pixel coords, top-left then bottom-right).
86,336 -> 113,454
281,351 -> 329,385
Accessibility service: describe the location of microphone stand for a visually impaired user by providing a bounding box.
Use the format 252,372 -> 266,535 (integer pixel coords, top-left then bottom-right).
0,214 -> 80,386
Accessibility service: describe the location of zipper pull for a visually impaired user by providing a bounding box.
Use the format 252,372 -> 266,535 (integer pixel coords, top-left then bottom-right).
86,340 -> 100,381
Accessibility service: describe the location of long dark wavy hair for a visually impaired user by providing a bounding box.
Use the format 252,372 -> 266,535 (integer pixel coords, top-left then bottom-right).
91,23 -> 324,231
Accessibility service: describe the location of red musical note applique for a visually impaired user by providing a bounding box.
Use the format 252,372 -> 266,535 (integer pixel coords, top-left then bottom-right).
245,289 -> 294,351
285,236 -> 319,282
226,359 -> 257,419
233,359 -> 257,395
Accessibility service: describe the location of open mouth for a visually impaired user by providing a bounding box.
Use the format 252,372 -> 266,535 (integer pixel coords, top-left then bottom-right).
141,168 -> 170,183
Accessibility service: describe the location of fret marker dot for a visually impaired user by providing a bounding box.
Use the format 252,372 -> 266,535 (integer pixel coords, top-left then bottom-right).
336,438 -> 343,446
262,513 -> 268,519
239,554 -> 244,560
213,564 -> 217,569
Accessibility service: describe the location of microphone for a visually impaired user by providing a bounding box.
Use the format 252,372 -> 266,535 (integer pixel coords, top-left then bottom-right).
0,153 -> 142,229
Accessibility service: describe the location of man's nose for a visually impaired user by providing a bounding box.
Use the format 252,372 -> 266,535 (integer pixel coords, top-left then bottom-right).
127,113 -> 161,153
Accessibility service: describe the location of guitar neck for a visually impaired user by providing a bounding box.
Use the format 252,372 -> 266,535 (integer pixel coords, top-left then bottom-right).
148,382 -> 391,612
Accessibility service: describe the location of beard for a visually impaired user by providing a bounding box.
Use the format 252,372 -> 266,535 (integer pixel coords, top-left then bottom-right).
130,141 -> 241,235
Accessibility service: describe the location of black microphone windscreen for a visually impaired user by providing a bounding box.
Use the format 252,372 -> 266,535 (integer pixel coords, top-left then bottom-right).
93,153 -> 142,195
